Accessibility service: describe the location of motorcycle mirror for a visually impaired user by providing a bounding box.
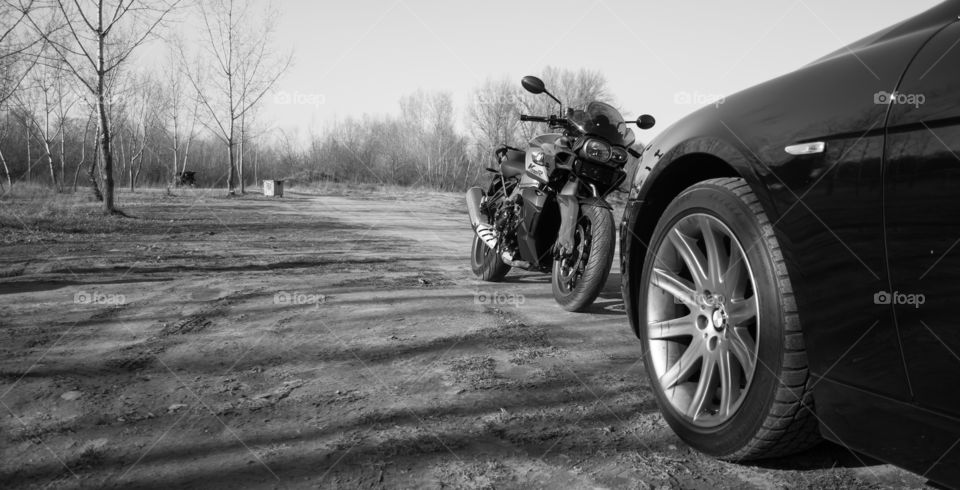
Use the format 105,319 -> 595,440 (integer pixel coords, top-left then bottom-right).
637,114 -> 656,130
521,76 -> 546,95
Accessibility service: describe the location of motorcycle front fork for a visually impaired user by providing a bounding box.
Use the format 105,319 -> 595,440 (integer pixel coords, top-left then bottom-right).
555,179 -> 581,257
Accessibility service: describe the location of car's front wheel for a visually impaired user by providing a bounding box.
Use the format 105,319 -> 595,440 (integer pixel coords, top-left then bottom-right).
639,177 -> 820,460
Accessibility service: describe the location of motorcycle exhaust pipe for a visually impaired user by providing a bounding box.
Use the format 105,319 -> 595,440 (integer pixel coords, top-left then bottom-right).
466,187 -> 498,250
466,187 -> 484,228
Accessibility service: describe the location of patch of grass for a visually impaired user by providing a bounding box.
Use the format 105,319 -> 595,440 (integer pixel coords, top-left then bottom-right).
433,458 -> 512,490
509,346 -> 559,365
446,356 -> 501,390
9,419 -> 77,443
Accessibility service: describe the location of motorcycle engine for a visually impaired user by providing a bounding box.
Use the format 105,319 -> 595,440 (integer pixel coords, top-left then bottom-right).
494,202 -> 522,254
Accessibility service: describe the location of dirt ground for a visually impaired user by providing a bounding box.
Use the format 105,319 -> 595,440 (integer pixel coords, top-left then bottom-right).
0,188 -> 935,489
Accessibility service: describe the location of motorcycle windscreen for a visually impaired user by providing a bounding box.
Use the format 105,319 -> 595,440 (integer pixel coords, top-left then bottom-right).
568,101 -> 636,147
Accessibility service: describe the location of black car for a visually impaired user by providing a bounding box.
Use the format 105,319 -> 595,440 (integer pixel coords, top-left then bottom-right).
620,2 -> 960,487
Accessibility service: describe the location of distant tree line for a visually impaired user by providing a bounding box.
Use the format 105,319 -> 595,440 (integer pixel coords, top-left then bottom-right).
0,1 -> 622,206
297,67 -> 618,192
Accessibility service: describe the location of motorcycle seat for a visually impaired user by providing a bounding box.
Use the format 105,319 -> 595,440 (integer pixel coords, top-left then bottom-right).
500,149 -> 526,178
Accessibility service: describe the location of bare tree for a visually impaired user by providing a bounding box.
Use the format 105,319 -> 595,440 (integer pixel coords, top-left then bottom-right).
0,112 -> 13,191
71,109 -> 94,191
0,0 -> 43,193
53,61 -> 77,187
186,0 -> 291,195
468,77 -> 522,167
14,57 -> 68,191
0,0 -> 43,106
23,0 -> 181,212
399,91 -> 468,189
118,73 -> 159,191
159,41 -> 199,184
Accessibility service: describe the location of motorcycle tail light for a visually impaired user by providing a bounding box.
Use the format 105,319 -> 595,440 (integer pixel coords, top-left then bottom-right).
584,139 -> 612,162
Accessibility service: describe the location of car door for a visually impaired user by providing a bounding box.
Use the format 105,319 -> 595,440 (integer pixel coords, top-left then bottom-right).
884,19 -> 960,418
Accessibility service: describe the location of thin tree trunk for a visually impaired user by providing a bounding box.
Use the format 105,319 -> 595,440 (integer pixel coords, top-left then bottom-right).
171,132 -> 179,183
227,119 -> 237,194
89,125 -> 103,201
73,151 -> 85,191
44,140 -> 58,192
73,117 -> 92,192
0,146 -> 11,192
59,135 -> 65,189
182,93 -> 199,174
130,140 -> 145,192
181,136 -> 192,173
239,113 -> 245,194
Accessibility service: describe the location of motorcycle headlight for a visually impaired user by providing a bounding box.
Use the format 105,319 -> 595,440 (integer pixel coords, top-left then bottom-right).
610,147 -> 628,165
584,139 -> 612,162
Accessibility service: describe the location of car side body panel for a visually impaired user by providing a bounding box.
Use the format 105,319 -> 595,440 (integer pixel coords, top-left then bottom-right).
621,1 -> 960,483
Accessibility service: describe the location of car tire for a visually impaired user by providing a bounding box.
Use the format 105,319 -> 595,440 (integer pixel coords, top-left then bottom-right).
639,177 -> 820,460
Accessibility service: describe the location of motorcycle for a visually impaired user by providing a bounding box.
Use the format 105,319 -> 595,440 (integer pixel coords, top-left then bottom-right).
466,75 -> 655,311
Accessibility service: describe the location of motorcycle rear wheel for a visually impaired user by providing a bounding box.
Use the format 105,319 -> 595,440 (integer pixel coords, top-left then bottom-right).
551,203 -> 615,311
471,187 -> 511,282
471,233 -> 510,282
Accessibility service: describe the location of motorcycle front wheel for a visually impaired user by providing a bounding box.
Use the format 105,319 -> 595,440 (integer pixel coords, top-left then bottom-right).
551,203 -> 615,311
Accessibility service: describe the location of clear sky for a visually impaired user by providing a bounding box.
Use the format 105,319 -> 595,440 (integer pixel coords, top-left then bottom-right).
226,0 -> 943,141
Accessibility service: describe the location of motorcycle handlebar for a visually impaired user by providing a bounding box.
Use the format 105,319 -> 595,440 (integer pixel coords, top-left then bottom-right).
519,114 -> 549,122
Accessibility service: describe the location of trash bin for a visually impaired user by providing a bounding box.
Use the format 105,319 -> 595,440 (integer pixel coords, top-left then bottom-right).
263,180 -> 284,197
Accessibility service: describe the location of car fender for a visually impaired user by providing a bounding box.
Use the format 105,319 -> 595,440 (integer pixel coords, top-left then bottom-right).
621,126 -> 770,339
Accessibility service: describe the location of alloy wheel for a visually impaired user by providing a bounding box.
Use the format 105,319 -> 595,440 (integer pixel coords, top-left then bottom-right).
646,213 -> 760,427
